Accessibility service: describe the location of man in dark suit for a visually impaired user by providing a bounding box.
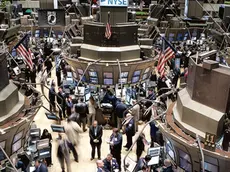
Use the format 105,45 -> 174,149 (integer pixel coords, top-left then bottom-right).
89,120 -> 103,160
49,81 -> 56,112
123,113 -> 135,151
107,128 -> 122,171
103,154 -> 119,172
75,98 -> 88,132
96,160 -> 105,172
57,87 -> 66,120
34,159 -> 48,172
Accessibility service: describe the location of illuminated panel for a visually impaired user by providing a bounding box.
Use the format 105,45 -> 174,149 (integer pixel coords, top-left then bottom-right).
13,130 -> 24,143
12,139 -> 22,153
178,149 -> 192,172
133,70 -> 141,76
132,76 -> 140,83
89,71 -> 98,77
104,78 -> 113,85
104,72 -> 113,78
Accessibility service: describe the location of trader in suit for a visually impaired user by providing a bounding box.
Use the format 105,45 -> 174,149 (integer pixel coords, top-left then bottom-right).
96,160 -> 105,172
103,154 -> 119,172
107,128 -> 123,171
57,87 -> 66,120
34,159 -> 48,172
89,120 -> 103,160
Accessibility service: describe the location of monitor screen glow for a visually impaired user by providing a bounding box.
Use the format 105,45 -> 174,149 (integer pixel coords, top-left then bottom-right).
12,139 -> 22,153
178,149 -> 192,172
119,78 -> 127,84
89,71 -> 97,77
104,72 -> 113,78
13,130 -> 24,143
51,124 -> 65,133
90,77 -> 98,84
203,162 -> 218,172
132,76 -> 140,83
120,72 -> 129,78
85,92 -> 91,101
104,79 -> 113,85
133,70 -> 141,76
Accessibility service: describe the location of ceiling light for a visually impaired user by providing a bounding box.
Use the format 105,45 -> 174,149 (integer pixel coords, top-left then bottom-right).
106,63 -> 109,66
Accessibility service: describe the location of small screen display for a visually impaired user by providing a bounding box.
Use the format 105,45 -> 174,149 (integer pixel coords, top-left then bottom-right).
133,70 -> 141,76
12,139 -> 22,153
35,30 -> 40,38
132,76 -> 140,83
51,124 -> 65,133
12,49 -> 17,57
178,149 -> 192,172
120,72 -> 129,78
169,33 -> 175,41
90,77 -> 98,84
119,78 -> 127,84
177,33 -> 183,41
89,71 -> 97,77
104,72 -> 113,78
104,79 -> 113,85
13,130 -> 24,143
203,162 -> 218,172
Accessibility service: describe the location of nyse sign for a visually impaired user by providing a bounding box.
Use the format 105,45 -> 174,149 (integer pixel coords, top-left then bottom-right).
100,0 -> 128,7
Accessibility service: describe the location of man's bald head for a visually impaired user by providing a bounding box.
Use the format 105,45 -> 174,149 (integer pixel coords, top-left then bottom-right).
96,160 -> 104,168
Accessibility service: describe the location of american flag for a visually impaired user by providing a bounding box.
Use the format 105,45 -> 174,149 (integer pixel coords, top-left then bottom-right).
14,34 -> 33,70
105,22 -> 112,39
157,37 -> 176,77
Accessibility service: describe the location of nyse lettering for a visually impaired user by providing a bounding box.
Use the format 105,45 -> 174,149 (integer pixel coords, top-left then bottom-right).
107,0 -> 127,5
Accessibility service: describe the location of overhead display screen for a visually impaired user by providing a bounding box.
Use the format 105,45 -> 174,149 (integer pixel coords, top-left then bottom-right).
12,139 -> 22,153
133,70 -> 141,76
120,72 -> 129,78
104,79 -> 113,85
90,77 -> 98,84
104,72 -> 113,78
178,149 -> 192,172
89,71 -> 97,77
132,76 -> 140,83
100,0 -> 128,7
84,24 -> 138,47
13,130 -> 24,143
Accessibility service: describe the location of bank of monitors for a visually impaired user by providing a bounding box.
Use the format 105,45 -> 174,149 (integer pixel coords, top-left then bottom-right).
119,72 -> 128,84
38,9 -> 65,27
12,139 -> 22,154
132,71 -> 141,83
89,71 -> 98,84
178,149 -> 192,172
104,72 -> 113,85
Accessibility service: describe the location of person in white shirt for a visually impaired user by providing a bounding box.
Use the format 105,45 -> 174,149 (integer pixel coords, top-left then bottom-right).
87,96 -> 96,126
130,99 -> 140,132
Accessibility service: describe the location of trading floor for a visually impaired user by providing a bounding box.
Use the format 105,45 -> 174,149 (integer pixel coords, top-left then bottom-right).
33,69 -> 150,172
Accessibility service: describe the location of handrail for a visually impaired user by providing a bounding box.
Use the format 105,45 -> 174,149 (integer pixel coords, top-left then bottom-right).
0,146 -> 18,172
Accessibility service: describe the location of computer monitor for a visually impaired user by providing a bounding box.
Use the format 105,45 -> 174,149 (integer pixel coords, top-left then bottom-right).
12,48 -> 17,57
45,112 -> 59,121
35,30 -> 40,38
178,149 -> 192,172
119,78 -> 127,84
12,139 -> 22,153
30,128 -> 41,138
36,139 -> 49,150
89,85 -> 97,92
133,70 -> 141,76
38,148 -> 50,159
177,33 -> 183,41
120,72 -> 129,78
90,77 -> 98,84
89,71 -> 97,77
132,76 -> 140,83
104,72 -> 113,78
51,124 -> 65,133
168,33 -> 175,42
13,130 -> 24,143
85,92 -> 91,101
184,33 -> 188,41
104,79 -> 113,85
203,162 -> 218,172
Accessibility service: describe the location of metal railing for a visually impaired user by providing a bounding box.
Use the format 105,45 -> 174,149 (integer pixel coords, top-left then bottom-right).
0,146 -> 18,172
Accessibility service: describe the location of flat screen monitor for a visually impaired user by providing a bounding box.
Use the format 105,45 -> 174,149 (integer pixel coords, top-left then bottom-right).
165,140 -> 175,161
177,33 -> 183,41
35,30 -> 40,38
45,112 -> 59,121
184,33 -> 188,41
89,71 -> 97,77
90,85 -> 97,92
104,72 -> 113,78
43,30 -> 49,37
12,48 -> 17,57
104,79 -> 113,85
90,77 -> 98,84
119,78 -> 127,84
133,70 -> 141,76
85,92 -> 91,102
30,128 -> 41,138
36,139 -> 50,150
12,139 -> 22,153
132,76 -> 140,83
203,162 -> 218,172
38,148 -> 50,159
77,69 -> 83,75
168,33 -> 175,42
51,124 -> 65,133
192,30 -> 197,37
13,130 -> 24,143
120,72 -> 129,78
142,73 -> 148,80
178,149 -> 192,172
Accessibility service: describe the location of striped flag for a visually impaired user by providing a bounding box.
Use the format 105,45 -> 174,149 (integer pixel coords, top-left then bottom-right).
14,34 -> 33,70
105,22 -> 112,39
157,37 -> 176,77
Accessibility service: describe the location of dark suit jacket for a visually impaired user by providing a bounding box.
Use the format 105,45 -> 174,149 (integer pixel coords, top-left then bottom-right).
34,163 -> 48,172
103,158 -> 119,172
109,133 -> 122,152
89,125 -> 103,144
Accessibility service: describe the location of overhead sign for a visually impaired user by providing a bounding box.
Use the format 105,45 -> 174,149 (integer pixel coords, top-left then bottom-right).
100,0 -> 128,7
